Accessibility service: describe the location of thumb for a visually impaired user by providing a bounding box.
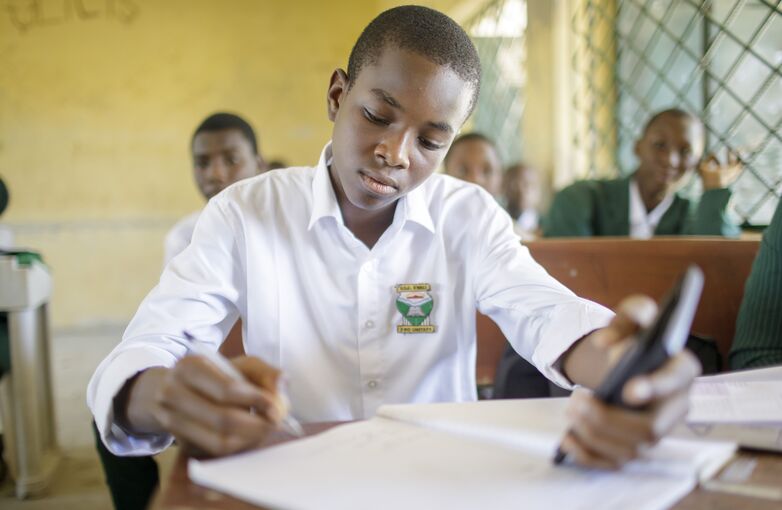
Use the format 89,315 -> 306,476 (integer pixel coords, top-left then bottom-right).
591,295 -> 657,348
232,355 -> 281,392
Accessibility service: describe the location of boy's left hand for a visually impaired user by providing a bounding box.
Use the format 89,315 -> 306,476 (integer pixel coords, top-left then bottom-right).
560,296 -> 702,470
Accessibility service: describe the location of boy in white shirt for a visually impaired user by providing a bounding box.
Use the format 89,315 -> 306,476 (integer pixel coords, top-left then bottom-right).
164,112 -> 267,264
89,6 -> 699,470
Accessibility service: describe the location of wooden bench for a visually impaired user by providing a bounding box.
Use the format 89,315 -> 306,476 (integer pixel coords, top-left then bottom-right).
476,237 -> 761,386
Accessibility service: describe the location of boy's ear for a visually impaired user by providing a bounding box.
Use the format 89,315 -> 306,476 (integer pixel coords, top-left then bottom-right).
256,154 -> 268,174
327,69 -> 349,122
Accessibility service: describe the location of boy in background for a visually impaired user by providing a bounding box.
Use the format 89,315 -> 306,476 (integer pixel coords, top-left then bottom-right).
164,112 -> 267,264
544,108 -> 741,238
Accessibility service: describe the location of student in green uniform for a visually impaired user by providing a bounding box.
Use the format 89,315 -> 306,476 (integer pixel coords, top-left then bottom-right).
543,109 -> 741,238
730,201 -> 782,369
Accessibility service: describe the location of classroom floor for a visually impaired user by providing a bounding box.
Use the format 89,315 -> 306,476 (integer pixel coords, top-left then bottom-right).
0,325 -> 176,510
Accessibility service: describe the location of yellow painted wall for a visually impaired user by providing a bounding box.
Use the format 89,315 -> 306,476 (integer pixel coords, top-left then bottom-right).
0,0 -> 475,329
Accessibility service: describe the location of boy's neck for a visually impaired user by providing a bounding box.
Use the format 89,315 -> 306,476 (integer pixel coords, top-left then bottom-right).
342,200 -> 397,249
328,165 -> 397,249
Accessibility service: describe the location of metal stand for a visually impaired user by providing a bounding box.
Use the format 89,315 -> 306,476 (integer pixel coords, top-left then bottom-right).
0,255 -> 60,498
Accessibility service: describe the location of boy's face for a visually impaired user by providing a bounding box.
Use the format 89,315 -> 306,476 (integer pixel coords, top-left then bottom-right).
191,129 -> 264,200
444,139 -> 502,196
327,46 -> 474,212
505,165 -> 541,211
634,114 -> 704,198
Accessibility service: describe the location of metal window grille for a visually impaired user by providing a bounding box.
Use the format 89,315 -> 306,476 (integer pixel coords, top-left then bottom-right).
463,0 -> 528,166
573,0 -> 781,225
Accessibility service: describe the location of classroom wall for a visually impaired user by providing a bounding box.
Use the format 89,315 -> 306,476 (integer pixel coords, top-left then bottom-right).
0,0 -> 472,330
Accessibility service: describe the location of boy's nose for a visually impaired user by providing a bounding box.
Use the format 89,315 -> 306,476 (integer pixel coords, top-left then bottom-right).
206,159 -> 229,181
376,133 -> 411,169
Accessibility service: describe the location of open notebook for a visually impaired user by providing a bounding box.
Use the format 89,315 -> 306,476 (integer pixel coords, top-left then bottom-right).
189,399 -> 735,510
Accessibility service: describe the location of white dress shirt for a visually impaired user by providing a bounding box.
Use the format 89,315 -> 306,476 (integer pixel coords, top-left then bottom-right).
163,210 -> 201,265
88,143 -> 613,455
629,178 -> 674,239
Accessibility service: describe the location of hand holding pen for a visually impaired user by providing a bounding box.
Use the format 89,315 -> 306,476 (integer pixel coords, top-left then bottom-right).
117,330 -> 304,458
183,331 -> 304,438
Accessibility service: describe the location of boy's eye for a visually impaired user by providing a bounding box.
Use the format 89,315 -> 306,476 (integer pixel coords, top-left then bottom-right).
363,107 -> 390,126
653,141 -> 666,150
418,137 -> 442,151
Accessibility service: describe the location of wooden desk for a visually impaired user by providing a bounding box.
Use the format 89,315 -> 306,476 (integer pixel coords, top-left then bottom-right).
152,422 -> 782,510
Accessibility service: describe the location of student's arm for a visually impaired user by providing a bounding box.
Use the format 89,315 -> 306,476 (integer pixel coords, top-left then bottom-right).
730,202 -> 782,369
557,298 -> 700,468
685,152 -> 742,237
685,188 -> 740,237
473,197 -> 698,469
87,197 -> 281,457
541,181 -> 596,237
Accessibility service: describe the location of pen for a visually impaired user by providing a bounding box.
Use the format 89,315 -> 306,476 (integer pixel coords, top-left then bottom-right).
182,331 -> 304,437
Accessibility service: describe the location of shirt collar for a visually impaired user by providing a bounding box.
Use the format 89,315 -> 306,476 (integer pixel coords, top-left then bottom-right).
308,142 -> 435,234
629,177 -> 674,237
308,143 -> 343,230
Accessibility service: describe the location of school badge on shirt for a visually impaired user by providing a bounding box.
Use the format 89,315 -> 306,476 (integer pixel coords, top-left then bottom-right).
395,283 -> 436,334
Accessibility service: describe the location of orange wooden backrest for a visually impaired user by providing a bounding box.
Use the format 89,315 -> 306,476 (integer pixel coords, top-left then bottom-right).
476,237 -> 761,385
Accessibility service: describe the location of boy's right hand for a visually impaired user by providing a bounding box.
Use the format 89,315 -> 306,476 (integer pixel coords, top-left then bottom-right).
120,355 -> 284,457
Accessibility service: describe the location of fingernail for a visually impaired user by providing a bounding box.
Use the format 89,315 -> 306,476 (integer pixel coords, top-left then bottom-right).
633,380 -> 652,400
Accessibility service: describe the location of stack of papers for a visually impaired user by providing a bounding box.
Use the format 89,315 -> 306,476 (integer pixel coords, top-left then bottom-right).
680,365 -> 782,452
189,399 -> 735,510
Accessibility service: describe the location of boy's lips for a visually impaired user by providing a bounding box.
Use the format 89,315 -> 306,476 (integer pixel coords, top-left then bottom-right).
359,171 -> 398,196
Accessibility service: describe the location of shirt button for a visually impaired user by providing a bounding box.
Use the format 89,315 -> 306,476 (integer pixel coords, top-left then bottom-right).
365,320 -> 375,329
367,380 -> 378,389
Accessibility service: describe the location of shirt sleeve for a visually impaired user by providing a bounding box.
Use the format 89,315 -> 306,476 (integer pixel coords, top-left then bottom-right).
473,197 -> 614,389
730,201 -> 782,369
542,181 -> 597,237
686,188 -> 741,237
87,198 -> 244,456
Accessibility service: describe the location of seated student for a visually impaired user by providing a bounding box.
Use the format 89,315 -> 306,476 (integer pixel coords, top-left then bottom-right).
88,6 -> 699,470
503,162 -> 541,240
730,200 -> 782,369
94,113 -> 266,510
164,112 -> 267,264
543,109 -> 741,238
443,132 -> 502,196
0,176 -> 10,482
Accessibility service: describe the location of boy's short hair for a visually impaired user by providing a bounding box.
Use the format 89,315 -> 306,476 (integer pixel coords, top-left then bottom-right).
641,108 -> 701,136
192,112 -> 259,155
444,132 -> 498,164
347,5 -> 482,114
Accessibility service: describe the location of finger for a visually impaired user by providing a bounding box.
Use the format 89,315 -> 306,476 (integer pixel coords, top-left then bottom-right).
175,356 -> 277,413
232,356 -> 287,420
159,405 -> 267,457
233,356 -> 281,392
568,389 -> 655,447
623,350 -> 701,406
592,295 -> 657,348
650,389 -> 691,439
157,377 -> 274,442
559,432 -> 619,470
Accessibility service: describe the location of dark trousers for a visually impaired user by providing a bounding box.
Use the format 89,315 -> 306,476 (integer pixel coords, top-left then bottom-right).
92,421 -> 159,510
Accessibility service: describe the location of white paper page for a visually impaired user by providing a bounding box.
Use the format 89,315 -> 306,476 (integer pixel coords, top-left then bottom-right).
190,411 -> 734,510
697,365 -> 782,383
688,379 -> 782,425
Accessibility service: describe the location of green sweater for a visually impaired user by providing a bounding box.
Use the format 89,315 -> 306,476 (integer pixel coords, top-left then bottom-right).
542,176 -> 739,237
730,201 -> 782,369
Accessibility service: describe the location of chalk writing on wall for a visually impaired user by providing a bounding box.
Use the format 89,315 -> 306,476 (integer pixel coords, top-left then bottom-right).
5,0 -> 140,33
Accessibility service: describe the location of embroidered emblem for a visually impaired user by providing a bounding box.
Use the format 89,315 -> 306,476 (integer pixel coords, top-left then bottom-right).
395,283 -> 436,334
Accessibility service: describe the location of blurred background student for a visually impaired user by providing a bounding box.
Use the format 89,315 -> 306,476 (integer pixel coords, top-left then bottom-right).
164,112 -> 267,265
543,109 -> 741,239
